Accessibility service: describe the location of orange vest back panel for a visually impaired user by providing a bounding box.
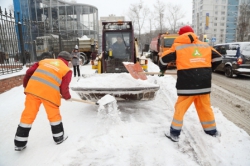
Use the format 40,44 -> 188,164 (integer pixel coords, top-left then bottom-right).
175,43 -> 212,70
25,59 -> 70,106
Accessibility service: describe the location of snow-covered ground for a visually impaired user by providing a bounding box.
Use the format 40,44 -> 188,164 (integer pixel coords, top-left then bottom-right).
1,60 -> 250,166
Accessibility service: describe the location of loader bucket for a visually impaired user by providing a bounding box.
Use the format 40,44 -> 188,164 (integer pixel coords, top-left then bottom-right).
70,73 -> 159,102
71,86 -> 159,102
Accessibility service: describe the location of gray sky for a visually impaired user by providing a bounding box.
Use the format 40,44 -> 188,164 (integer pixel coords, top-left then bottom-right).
77,0 -> 192,23
0,1 -> 12,12
0,0 -> 192,23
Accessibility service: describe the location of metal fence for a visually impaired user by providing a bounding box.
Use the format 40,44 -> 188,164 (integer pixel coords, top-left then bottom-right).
0,7 -> 24,75
0,7 -> 38,75
0,6 -> 90,76
0,7 -> 55,76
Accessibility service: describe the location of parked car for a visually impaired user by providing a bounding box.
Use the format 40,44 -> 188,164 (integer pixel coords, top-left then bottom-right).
213,42 -> 250,77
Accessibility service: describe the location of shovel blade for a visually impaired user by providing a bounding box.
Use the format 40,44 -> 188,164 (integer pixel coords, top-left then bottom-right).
97,94 -> 116,106
123,62 -> 147,80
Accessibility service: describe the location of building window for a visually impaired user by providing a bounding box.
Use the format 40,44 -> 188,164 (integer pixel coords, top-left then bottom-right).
214,23 -> 217,26
221,11 -> 225,15
215,17 -> 218,20
220,23 -> 224,26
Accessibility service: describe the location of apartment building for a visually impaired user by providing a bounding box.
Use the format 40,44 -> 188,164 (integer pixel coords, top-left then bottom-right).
192,0 -> 249,44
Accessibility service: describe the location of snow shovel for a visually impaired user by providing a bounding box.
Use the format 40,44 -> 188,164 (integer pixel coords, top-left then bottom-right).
123,62 -> 177,80
69,98 -> 99,105
69,95 -> 116,106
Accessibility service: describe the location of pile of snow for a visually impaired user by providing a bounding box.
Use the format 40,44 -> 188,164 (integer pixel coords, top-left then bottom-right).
0,66 -> 27,80
72,73 -> 159,89
79,35 -> 90,40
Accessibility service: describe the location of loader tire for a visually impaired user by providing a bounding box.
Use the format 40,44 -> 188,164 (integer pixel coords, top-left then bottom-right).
80,53 -> 89,65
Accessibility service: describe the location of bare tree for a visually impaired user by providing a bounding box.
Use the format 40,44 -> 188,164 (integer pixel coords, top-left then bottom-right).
165,3 -> 185,33
237,1 -> 250,41
128,0 -> 149,46
153,0 -> 166,33
148,12 -> 154,44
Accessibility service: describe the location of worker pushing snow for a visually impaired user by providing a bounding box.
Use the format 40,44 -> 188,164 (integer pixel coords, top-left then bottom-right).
14,51 -> 73,151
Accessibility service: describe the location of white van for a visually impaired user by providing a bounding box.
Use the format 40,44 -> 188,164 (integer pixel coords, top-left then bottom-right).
213,42 -> 250,77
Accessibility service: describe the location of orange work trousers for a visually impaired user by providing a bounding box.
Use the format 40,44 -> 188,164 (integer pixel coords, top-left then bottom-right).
20,93 -> 61,124
171,94 -> 216,132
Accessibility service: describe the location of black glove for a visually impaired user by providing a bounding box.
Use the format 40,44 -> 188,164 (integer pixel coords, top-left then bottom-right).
158,70 -> 165,77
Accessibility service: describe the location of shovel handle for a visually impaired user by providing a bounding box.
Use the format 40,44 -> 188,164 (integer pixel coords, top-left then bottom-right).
69,98 -> 99,105
142,72 -> 177,75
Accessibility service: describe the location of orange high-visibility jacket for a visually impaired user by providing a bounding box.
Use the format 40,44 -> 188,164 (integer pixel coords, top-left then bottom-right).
25,59 -> 70,106
159,32 -> 222,96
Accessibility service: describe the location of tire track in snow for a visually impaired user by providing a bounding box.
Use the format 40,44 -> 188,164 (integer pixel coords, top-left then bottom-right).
181,128 -> 220,166
211,73 -> 250,135
211,83 -> 250,135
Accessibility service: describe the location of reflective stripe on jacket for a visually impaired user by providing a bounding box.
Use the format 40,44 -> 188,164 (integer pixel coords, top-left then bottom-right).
160,32 -> 222,96
25,59 -> 70,106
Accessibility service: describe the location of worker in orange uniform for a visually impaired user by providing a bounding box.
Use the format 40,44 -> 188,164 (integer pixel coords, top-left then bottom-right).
158,25 -> 222,142
14,51 -> 72,151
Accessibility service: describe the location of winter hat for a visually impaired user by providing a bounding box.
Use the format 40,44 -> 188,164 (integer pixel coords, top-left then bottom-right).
74,45 -> 79,50
178,25 -> 194,35
58,51 -> 71,61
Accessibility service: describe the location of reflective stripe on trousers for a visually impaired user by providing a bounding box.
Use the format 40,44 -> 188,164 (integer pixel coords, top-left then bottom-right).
14,123 -> 32,147
171,94 -> 216,134
50,121 -> 64,142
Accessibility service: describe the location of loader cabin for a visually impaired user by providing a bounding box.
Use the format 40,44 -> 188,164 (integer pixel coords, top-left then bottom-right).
100,21 -> 136,73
